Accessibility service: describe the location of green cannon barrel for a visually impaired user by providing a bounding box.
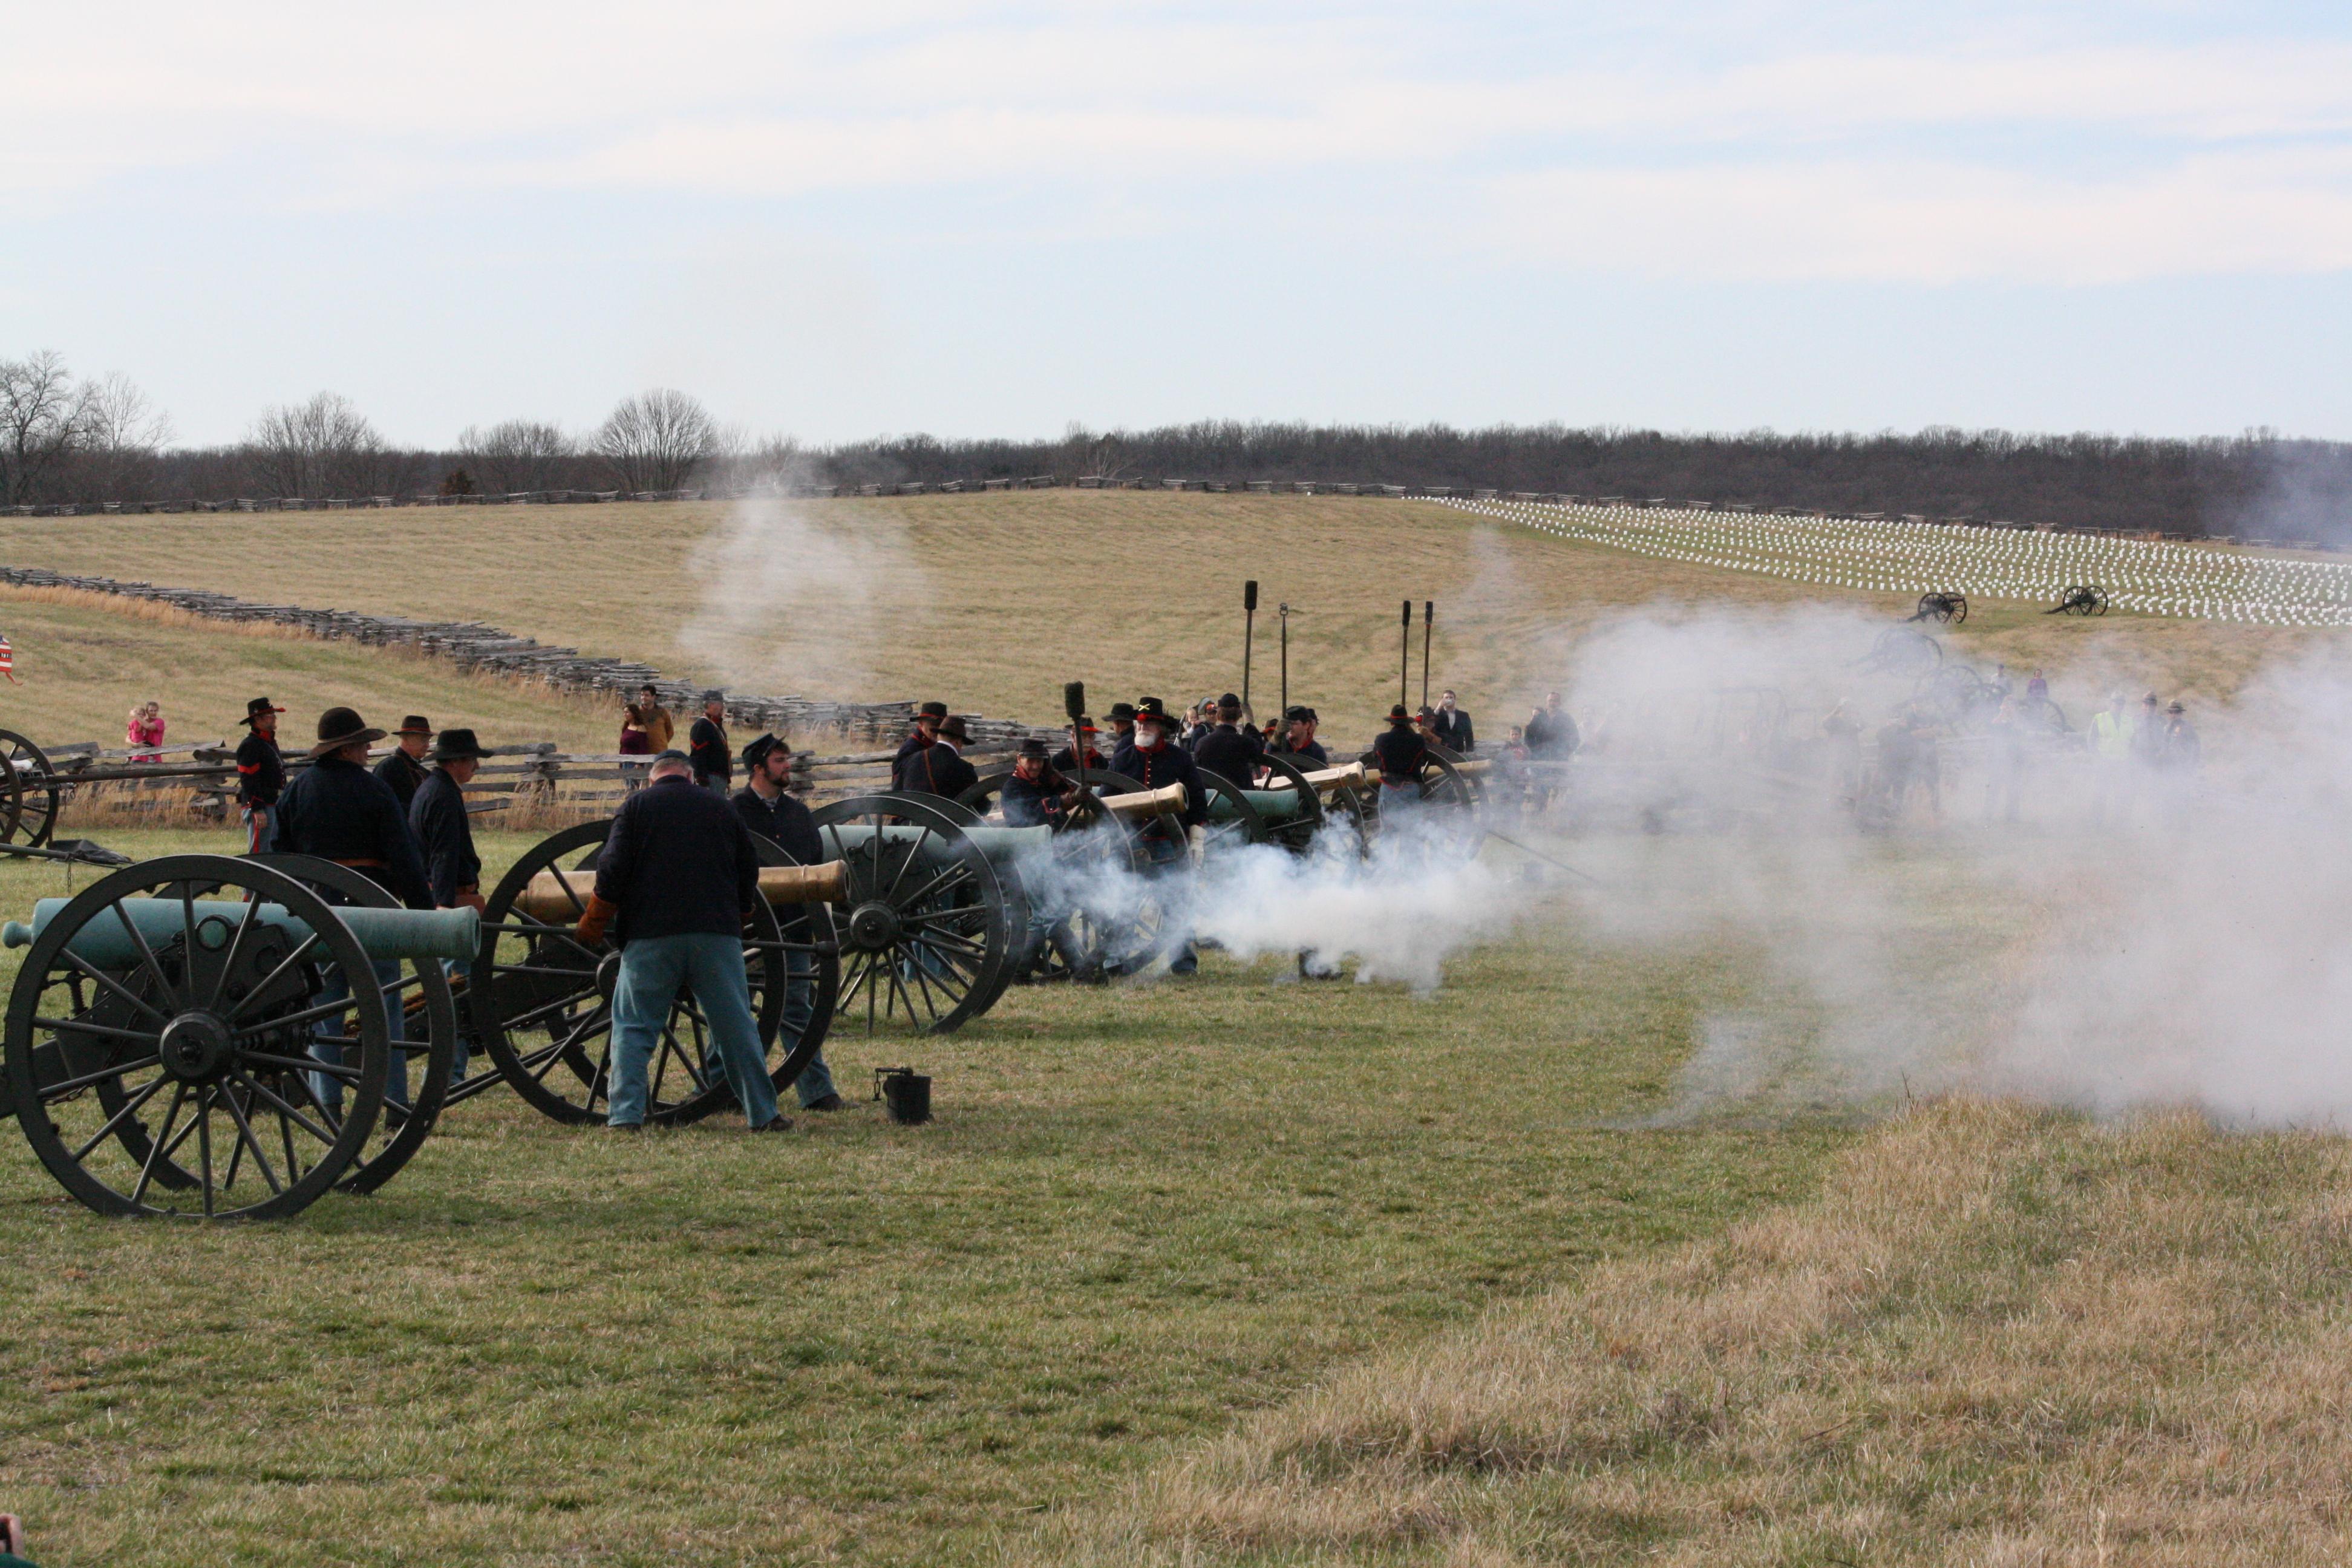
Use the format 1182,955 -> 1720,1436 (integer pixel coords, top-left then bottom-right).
1,898 -> 480,969
1206,788 -> 1316,824
825,823 -> 1053,863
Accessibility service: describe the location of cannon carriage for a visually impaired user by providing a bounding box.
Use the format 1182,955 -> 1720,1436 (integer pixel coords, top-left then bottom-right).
1,855 -> 476,1218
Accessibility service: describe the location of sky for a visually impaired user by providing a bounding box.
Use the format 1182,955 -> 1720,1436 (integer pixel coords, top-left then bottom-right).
7,1 -> 2352,448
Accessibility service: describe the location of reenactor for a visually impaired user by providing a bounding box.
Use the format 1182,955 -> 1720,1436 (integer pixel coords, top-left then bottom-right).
374,714 -> 433,810
1278,705 -> 1327,765
731,733 -> 844,1114
573,750 -> 790,1132
895,711 -> 978,796
1431,690 -> 1475,754
410,726 -> 488,1085
234,695 -> 287,854
1191,692 -> 1262,790
892,701 -> 946,786
1049,717 -> 1108,774
1000,739 -> 1073,827
731,733 -> 821,862
1372,703 -> 1432,808
272,707 -> 435,1115
689,690 -> 731,793
409,727 -> 488,912
1105,701 -> 1138,752
1108,697 -> 1207,975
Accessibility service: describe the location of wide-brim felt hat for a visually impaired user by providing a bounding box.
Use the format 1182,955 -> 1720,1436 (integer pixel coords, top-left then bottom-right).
430,727 -> 489,762
311,706 -> 387,756
395,715 -> 433,737
918,701 -> 950,721
1017,737 -> 1049,759
938,716 -> 972,743
241,697 -> 285,725
1106,702 -> 1137,722
1388,704 -> 1414,724
1132,697 -> 1178,727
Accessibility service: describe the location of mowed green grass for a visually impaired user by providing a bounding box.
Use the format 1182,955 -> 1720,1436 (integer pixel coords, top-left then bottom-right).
7,493 -> 2339,748
0,826 -> 1851,1567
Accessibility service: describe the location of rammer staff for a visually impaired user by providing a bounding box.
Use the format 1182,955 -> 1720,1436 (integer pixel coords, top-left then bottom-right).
1241,580 -> 1258,720
1422,599 -> 1434,711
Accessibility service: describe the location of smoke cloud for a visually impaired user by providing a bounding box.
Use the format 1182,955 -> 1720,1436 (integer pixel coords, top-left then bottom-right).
1536,602 -> 2352,1128
679,492 -> 926,697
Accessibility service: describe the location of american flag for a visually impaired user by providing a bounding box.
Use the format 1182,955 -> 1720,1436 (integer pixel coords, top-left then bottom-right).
0,633 -> 18,682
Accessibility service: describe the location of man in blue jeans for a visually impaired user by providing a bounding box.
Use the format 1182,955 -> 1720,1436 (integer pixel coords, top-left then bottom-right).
573,750 -> 791,1132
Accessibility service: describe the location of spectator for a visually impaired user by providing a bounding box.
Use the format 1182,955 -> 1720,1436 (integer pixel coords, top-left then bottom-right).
1,1512 -> 33,1567
1523,692 -> 1579,760
618,700 -> 655,789
1430,689 -> 1474,754
125,700 -> 165,762
635,684 -> 675,752
2089,690 -> 2135,823
2161,700 -> 2201,771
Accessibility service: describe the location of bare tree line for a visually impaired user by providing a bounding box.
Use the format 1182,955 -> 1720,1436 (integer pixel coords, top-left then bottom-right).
7,348 -> 2350,540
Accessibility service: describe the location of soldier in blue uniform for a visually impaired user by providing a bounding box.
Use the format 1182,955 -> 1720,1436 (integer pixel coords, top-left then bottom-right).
895,713 -> 978,797
1371,703 -> 1432,814
373,714 -> 433,809
1191,692 -> 1263,791
272,707 -> 435,1114
688,690 -> 731,793
892,701 -> 945,783
999,739 -> 1072,827
731,733 -> 843,1112
1049,717 -> 1108,776
1108,697 -> 1206,975
1276,705 -> 1328,765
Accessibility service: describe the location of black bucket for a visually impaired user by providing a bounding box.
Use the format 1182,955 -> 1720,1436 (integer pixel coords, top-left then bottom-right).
874,1067 -> 932,1125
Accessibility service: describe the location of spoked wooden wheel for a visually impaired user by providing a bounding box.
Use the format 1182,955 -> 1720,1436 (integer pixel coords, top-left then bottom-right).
4,855 -> 388,1218
0,728 -> 59,848
809,794 -> 1018,1034
1249,753 -> 1327,855
1274,751 -> 1368,853
746,831 -> 842,1096
233,856 -> 454,1193
471,820 -> 789,1125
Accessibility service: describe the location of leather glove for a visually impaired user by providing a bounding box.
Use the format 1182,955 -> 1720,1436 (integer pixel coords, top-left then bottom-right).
575,893 -> 619,948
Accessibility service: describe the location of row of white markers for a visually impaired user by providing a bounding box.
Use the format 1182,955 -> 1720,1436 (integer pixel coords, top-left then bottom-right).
1437,497 -> 2352,627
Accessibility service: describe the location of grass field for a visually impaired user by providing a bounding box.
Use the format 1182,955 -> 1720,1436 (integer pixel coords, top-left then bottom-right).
0,826 -> 1853,1567
4,494 -> 2342,748
2,497 -> 2350,1564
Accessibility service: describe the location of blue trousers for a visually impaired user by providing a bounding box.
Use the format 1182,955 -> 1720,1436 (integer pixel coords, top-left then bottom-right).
707,951 -> 833,1106
609,932 -> 779,1128
310,959 -> 408,1116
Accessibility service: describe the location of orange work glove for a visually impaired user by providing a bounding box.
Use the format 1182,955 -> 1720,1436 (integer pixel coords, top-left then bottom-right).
575,893 -> 619,948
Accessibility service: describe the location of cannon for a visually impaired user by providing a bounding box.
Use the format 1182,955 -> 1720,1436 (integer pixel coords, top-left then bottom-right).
0,728 -> 60,848
2,855 -> 475,1219
459,818 -> 843,1126
1909,590 -> 1968,626
2047,584 -> 2109,616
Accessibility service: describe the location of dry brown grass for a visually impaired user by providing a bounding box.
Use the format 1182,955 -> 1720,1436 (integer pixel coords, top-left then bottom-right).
0,583 -> 620,757
1027,1099 -> 2352,1566
8,494 -> 2341,745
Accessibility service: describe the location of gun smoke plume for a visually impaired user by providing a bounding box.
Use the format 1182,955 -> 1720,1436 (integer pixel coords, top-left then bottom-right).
1546,603 -> 2352,1127
681,493 -> 926,698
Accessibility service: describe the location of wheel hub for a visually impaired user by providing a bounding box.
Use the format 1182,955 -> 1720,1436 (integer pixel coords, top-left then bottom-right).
847,900 -> 903,949
157,1011 -> 235,1083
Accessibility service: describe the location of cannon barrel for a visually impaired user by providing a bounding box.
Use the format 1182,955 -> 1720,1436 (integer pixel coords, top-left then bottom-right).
1099,782 -> 1187,819
510,862 -> 849,923
1,897 -> 479,966
828,823 -> 1053,863
1207,788 -> 1319,823
1299,762 -> 1368,792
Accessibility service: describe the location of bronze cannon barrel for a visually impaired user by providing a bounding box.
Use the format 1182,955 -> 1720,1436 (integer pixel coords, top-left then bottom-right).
511,861 -> 849,922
